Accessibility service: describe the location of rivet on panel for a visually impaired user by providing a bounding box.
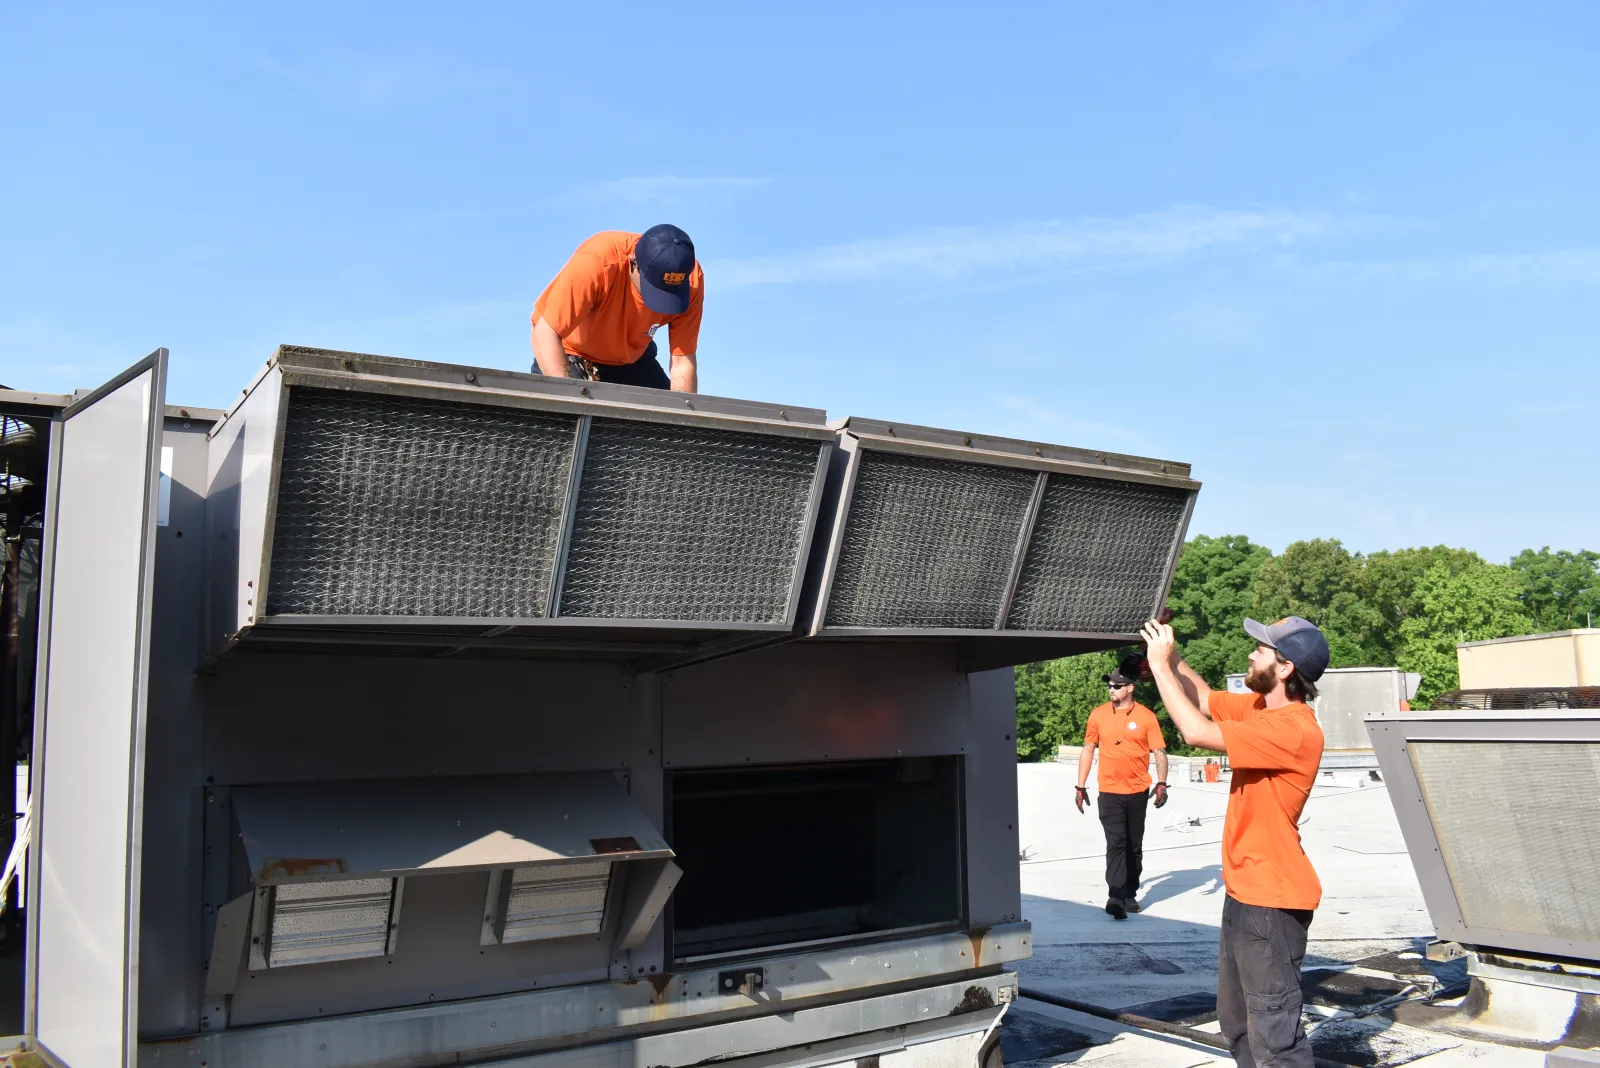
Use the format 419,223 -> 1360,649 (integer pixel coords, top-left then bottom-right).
465,371 -> 477,384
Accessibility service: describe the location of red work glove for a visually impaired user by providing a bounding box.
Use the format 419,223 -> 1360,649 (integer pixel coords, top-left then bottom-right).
1075,786 -> 1091,813
1152,782 -> 1169,808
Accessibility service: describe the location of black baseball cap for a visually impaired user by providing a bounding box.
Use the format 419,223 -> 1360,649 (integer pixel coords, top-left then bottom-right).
1243,616 -> 1330,682
1103,654 -> 1146,688
634,224 -> 696,315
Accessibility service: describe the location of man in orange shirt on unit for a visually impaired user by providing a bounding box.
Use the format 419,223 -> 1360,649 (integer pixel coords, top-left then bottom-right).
1074,654 -> 1170,920
530,225 -> 703,392
1141,615 -> 1329,1068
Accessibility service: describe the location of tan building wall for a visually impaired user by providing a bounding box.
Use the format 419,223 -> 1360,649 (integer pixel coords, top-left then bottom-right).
1456,629 -> 1600,688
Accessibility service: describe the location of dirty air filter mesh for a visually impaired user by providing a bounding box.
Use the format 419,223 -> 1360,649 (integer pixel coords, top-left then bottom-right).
1005,475 -> 1189,633
824,452 -> 1036,629
1410,740 -> 1600,944
557,419 -> 821,623
267,389 -> 578,616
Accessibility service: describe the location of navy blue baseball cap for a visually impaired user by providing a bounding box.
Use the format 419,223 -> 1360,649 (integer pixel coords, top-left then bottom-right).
634,224 -> 696,315
1243,616 -> 1330,682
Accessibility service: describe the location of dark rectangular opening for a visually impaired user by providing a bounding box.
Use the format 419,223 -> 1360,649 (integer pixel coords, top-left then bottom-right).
668,757 -> 964,962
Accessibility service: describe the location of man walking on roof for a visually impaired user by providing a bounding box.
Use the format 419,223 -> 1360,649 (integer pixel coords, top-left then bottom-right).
530,225 -> 702,392
1075,653 -> 1169,920
1141,615 -> 1329,1068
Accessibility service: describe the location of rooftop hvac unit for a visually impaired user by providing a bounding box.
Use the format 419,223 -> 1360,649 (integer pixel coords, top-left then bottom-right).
805,418 -> 1197,665
205,347 -> 833,658
1367,707 -> 1600,963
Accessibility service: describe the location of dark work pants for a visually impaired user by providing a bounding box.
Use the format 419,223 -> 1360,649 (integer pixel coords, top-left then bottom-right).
1217,895 -> 1314,1068
535,340 -> 671,390
1097,790 -> 1148,900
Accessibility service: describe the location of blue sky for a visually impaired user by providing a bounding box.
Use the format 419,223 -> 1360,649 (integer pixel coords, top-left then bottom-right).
2,2 -> 1595,562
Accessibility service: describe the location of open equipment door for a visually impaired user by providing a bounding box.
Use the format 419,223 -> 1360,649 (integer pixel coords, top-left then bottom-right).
24,351 -> 168,1068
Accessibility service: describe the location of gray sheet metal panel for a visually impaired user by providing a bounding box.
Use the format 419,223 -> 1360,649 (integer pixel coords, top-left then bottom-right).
22,399 -> 63,1044
230,772 -> 671,885
138,418 -> 215,1038
962,668 -> 1023,927
269,345 -> 831,432
660,643 -> 972,768
1367,712 -> 1600,962
29,351 -> 167,1068
619,673 -> 667,980
225,869 -> 615,1027
140,923 -> 1029,1068
837,416 -> 1190,481
480,976 -> 1009,1068
203,367 -> 284,656
200,656 -> 633,784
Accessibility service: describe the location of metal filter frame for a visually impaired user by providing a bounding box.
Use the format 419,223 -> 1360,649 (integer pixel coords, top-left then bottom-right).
806,418 -> 1199,643
1367,708 -> 1600,962
205,346 -> 835,657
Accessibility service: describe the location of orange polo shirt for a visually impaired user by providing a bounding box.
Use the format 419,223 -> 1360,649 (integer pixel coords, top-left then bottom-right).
1209,691 -> 1326,911
1084,701 -> 1166,794
532,231 -> 704,366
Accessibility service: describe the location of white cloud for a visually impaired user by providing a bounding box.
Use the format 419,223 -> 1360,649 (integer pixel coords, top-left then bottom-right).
1301,249 -> 1600,287
567,175 -> 771,207
1226,0 -> 1410,75
714,206 -> 1333,288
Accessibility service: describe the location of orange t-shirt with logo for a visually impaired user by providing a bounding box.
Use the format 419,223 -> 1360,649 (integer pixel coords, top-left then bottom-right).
1084,702 -> 1166,794
532,231 -> 705,366
1209,691 -> 1325,911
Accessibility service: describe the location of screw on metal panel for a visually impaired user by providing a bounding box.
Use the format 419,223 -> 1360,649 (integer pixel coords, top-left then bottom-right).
1034,448 -> 1042,456
465,372 -> 477,383
580,386 -> 590,396
246,580 -> 252,587
887,426 -> 895,435
780,410 -> 788,419
685,400 -> 693,408
342,359 -> 354,370
964,437 -> 972,446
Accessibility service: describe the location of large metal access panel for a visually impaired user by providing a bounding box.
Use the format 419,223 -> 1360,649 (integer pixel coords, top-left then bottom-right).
805,418 -> 1197,669
1367,708 -> 1600,963
205,347 -> 834,659
26,351 -> 168,1068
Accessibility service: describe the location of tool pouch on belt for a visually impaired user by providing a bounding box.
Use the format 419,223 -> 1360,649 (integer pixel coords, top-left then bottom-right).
566,354 -> 600,381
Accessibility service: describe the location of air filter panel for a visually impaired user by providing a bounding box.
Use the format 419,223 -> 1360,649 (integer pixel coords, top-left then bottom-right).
1410,740 -> 1600,944
557,419 -> 822,623
823,451 -> 1037,629
267,388 -> 577,617
1005,474 -> 1191,633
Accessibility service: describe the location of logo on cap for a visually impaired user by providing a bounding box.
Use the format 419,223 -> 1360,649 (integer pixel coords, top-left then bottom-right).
663,271 -> 687,285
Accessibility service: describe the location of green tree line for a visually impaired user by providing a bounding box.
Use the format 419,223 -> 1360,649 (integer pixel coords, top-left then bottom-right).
1015,539 -> 1599,761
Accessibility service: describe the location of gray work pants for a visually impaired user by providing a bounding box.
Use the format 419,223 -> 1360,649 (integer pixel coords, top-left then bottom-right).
1217,894 -> 1314,1067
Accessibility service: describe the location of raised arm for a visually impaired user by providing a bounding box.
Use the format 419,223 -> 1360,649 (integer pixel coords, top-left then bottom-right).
1141,620 -> 1226,752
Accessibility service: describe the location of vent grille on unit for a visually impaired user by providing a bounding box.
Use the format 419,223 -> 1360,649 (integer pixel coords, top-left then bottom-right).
1005,475 -> 1190,633
267,389 -> 577,617
1411,740 -> 1600,944
556,420 -> 820,623
824,452 -> 1037,629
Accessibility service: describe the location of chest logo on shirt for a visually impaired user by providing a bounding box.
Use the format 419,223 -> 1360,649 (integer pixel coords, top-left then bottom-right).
1127,721 -> 1139,731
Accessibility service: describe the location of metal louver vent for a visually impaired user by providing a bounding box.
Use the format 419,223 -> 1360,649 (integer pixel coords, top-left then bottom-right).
1005,475 -> 1189,633
824,452 -> 1036,629
1410,740 -> 1600,944
557,419 -> 822,623
267,389 -> 578,617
